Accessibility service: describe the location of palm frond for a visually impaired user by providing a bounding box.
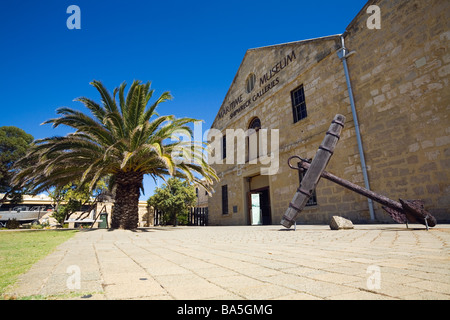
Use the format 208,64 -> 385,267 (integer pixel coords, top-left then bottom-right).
90,80 -> 119,114
73,97 -> 106,123
13,79 -> 218,199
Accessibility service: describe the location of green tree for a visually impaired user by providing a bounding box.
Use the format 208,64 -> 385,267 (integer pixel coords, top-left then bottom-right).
0,126 -> 34,204
49,179 -> 107,224
13,80 -> 217,229
148,177 -> 196,225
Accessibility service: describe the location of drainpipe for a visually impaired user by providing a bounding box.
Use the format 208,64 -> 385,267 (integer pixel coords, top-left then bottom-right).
337,34 -> 375,221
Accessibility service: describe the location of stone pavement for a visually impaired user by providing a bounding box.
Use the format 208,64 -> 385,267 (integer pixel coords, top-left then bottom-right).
6,224 -> 450,300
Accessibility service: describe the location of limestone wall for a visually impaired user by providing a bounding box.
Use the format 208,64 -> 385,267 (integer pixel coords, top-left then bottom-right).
208,0 -> 450,225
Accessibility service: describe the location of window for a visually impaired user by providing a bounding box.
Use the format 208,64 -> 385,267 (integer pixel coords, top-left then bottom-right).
247,117 -> 261,162
248,117 -> 261,130
246,73 -> 256,93
298,161 -> 317,206
222,135 -> 226,159
291,84 -> 307,123
222,185 -> 228,215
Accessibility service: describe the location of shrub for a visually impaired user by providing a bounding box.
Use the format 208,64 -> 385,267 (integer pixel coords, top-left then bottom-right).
5,218 -> 21,229
148,178 -> 196,226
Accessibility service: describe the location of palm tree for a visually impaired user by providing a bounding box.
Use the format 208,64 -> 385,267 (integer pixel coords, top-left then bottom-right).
14,80 -> 218,229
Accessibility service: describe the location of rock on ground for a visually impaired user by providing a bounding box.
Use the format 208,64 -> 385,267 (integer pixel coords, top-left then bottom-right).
329,216 -> 354,230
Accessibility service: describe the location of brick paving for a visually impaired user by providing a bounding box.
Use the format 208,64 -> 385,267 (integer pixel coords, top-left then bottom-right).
6,224 -> 450,300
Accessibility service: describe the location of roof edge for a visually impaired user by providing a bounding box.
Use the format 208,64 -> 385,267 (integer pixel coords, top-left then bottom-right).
248,34 -> 342,52
344,0 -> 374,36
211,34 -> 343,129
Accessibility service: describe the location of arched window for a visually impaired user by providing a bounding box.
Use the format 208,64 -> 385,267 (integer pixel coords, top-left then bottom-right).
247,117 -> 261,162
248,117 -> 261,130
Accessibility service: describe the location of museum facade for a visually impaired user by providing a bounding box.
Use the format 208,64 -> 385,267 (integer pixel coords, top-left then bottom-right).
207,0 -> 450,225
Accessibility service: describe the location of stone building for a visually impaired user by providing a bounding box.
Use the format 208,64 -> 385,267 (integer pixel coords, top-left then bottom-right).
207,0 -> 450,225
195,184 -> 209,208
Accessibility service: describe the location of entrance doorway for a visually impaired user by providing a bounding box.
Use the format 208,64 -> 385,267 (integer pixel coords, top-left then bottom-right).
248,187 -> 271,225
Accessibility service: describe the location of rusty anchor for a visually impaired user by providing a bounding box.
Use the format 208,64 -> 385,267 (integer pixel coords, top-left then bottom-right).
281,114 -> 437,230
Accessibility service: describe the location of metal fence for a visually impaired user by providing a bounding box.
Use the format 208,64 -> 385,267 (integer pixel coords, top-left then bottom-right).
153,207 -> 208,226
188,207 -> 208,226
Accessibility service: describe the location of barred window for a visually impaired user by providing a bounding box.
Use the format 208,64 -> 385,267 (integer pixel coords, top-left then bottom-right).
291,84 -> 307,123
222,185 -> 229,215
222,135 -> 226,159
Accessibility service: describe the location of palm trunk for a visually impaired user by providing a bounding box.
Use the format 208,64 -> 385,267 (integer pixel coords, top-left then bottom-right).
111,171 -> 143,230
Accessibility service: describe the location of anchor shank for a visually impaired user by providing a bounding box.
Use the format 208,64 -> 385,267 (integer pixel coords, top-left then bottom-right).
280,114 -> 346,228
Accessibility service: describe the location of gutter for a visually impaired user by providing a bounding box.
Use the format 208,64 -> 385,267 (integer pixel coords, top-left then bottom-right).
337,34 -> 376,221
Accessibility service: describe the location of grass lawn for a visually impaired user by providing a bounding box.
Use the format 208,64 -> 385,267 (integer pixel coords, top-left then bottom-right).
0,230 -> 78,297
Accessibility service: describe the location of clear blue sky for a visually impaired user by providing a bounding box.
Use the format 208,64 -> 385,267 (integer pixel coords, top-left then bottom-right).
0,0 -> 367,200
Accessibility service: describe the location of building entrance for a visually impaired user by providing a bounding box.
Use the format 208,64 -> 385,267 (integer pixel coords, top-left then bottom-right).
248,187 -> 271,225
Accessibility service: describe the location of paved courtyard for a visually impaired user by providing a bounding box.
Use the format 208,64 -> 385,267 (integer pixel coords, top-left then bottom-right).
7,224 -> 450,300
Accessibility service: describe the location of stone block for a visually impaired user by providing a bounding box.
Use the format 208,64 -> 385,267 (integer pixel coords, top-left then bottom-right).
329,216 -> 354,230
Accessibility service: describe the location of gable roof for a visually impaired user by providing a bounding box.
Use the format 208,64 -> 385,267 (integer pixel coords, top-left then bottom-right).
210,0 -> 376,129
211,34 -> 341,128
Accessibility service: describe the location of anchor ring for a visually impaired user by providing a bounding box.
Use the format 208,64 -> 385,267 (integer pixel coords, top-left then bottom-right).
287,155 -> 310,171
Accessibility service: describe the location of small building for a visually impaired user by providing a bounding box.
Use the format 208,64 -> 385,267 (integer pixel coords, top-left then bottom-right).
0,193 -> 150,228
195,183 -> 209,208
207,0 -> 450,225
